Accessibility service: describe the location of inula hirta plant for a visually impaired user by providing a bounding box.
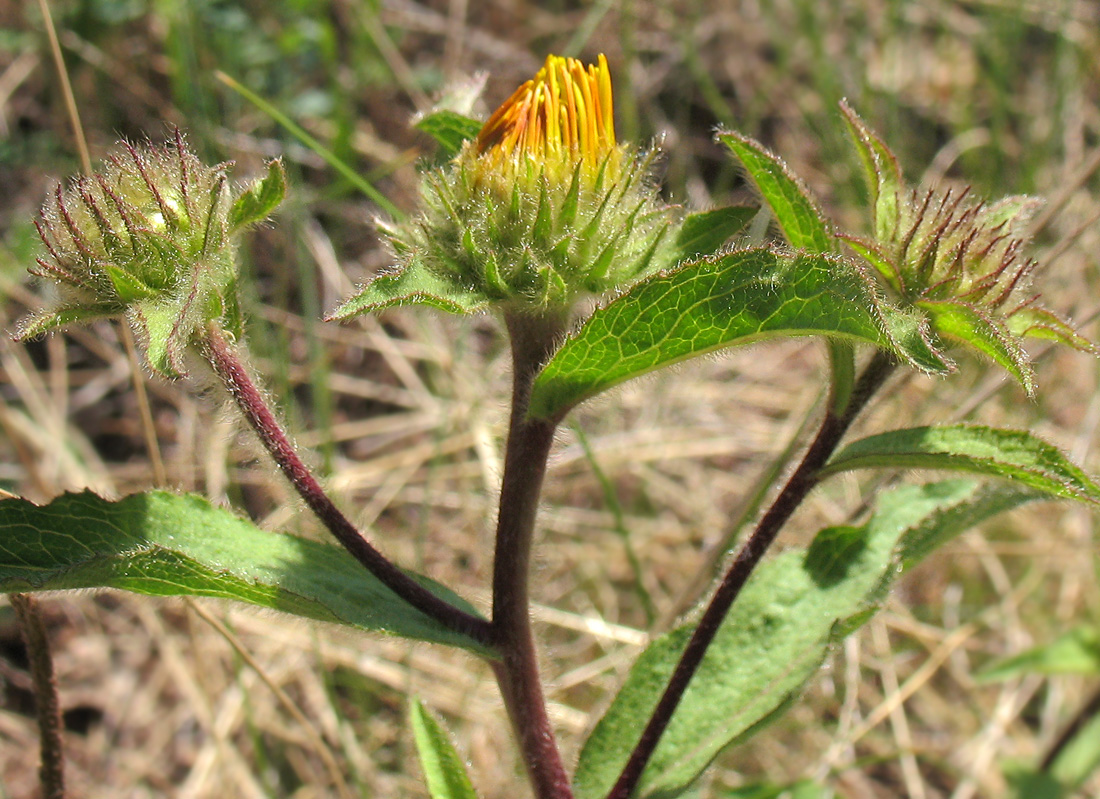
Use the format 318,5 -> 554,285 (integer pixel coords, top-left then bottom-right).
5,54 -> 1100,799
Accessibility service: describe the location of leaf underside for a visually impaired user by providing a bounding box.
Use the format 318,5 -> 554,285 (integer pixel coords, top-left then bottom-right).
574,477 -> 1047,799
820,424 -> 1100,504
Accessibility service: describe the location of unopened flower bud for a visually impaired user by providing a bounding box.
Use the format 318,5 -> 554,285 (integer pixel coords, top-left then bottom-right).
18,131 -> 285,377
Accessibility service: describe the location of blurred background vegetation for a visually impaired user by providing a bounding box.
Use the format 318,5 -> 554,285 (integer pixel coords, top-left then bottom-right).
1,1 -> 1099,797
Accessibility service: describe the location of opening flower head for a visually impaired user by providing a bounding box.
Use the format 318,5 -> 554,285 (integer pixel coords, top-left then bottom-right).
476,54 -> 618,181
365,54 -> 678,316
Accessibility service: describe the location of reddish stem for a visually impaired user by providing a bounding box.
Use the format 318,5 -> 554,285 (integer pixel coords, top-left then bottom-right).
608,350 -> 896,799
202,324 -> 495,649
490,311 -> 574,799
11,593 -> 65,799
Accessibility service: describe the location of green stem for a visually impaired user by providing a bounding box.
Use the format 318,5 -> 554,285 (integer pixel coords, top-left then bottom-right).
490,311 -> 573,799
202,324 -> 494,649
608,350 -> 896,799
10,593 -> 65,799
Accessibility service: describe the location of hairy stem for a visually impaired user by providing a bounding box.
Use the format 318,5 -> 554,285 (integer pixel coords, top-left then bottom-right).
609,350 -> 896,799
202,324 -> 494,648
10,594 -> 65,799
491,311 -> 573,799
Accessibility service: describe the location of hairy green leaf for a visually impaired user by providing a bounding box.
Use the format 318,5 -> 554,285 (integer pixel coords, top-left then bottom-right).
573,518 -> 903,799
105,264 -> 156,302
0,491 -> 487,652
719,133 -> 833,253
820,425 -> 1100,503
839,102 -> 903,242
14,303 -> 123,340
228,158 -> 286,232
574,473 -> 1048,798
529,248 -> 949,419
415,110 -> 483,157
410,699 -> 480,799
675,206 -> 756,259
327,256 -> 491,320
877,479 -> 1042,571
1007,305 -> 1099,353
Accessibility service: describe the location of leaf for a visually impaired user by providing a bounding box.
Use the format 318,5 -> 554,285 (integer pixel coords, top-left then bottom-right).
0,491 -> 487,653
675,206 -> 757,259
228,158 -> 286,232
978,627 -> 1100,681
573,519 -> 904,799
718,133 -> 834,253
839,102 -> 903,242
327,256 -> 491,320
415,110 -> 484,158
1007,305 -> 1098,353
878,479 -> 1042,571
528,248 -> 949,419
819,424 -> 1100,504
131,300 -> 190,378
1047,711 -> 1100,790
1004,765 -> 1066,799
574,475 -> 1048,798
838,234 -> 902,294
14,303 -> 123,340
918,298 -> 1035,395
410,699 -> 480,799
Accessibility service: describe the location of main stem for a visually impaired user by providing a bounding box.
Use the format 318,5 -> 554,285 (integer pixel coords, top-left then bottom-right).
491,311 -> 573,799
202,324 -> 494,648
608,350 -> 896,799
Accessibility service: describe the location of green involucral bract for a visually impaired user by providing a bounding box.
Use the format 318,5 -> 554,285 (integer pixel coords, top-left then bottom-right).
17,131 -> 285,378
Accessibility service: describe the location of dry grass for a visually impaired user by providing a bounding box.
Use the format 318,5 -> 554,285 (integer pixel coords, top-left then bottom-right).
2,1 -> 1100,797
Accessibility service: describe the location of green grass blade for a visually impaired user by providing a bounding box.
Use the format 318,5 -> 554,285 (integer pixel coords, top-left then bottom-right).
215,70 -> 402,218
979,627 -> 1100,681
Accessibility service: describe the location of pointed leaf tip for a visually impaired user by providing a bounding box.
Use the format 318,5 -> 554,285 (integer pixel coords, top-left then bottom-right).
228,158 -> 286,232
410,700 -> 480,799
327,258 -> 492,321
718,131 -> 834,254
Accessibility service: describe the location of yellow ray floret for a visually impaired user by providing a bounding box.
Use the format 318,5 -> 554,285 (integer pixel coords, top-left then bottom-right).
476,54 -> 616,170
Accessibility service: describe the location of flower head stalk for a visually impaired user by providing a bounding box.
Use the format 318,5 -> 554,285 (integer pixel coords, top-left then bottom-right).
377,54 -> 677,314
